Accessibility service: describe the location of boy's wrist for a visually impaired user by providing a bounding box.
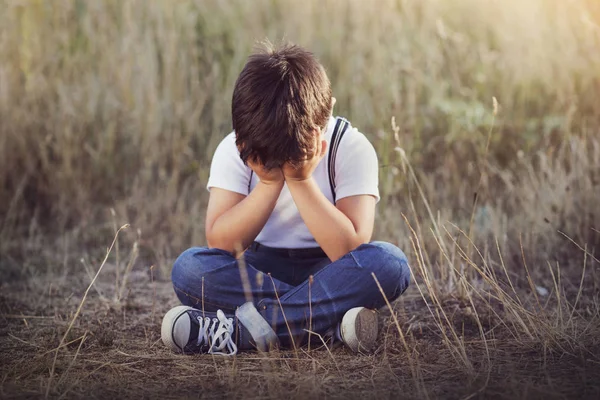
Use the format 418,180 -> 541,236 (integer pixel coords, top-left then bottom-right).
257,178 -> 285,189
282,168 -> 315,183
285,175 -> 314,187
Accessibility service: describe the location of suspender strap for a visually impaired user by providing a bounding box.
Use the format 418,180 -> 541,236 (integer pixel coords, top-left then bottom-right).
328,117 -> 349,203
248,170 -> 254,193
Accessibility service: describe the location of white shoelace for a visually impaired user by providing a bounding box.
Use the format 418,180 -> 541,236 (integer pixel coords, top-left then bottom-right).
196,310 -> 238,356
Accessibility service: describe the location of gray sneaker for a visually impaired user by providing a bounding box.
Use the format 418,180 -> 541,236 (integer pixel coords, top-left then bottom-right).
339,307 -> 379,353
161,306 -> 238,355
161,302 -> 279,355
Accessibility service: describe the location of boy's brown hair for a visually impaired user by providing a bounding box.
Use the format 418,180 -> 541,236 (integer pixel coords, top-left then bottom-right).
232,42 -> 333,169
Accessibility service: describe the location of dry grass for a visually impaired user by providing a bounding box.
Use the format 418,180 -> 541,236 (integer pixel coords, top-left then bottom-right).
1,0 -> 600,398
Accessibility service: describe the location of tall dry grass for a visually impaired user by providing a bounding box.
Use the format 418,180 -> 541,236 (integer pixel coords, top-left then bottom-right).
1,0 -> 598,261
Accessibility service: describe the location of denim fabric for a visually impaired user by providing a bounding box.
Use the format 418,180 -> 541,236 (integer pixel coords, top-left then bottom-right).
171,241 -> 410,348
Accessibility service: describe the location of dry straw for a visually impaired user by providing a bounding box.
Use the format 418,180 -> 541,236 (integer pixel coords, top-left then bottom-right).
46,224 -> 130,398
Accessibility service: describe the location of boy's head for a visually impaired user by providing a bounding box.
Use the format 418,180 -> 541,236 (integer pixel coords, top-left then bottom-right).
232,42 -> 333,169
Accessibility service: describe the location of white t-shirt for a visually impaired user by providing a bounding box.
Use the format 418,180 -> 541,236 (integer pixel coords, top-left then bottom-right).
207,116 -> 379,249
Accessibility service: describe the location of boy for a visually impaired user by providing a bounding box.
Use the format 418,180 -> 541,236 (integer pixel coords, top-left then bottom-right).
161,43 -> 410,355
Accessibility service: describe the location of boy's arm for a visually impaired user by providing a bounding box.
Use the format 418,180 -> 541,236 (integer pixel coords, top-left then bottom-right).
286,178 -> 376,261
206,136 -> 284,254
284,136 -> 377,261
206,166 -> 283,254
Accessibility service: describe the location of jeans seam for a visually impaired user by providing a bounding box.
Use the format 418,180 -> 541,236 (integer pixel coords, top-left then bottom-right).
349,251 -> 362,268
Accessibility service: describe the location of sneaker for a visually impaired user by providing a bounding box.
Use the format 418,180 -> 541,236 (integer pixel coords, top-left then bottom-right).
161,306 -> 238,356
339,307 -> 378,353
235,301 -> 279,352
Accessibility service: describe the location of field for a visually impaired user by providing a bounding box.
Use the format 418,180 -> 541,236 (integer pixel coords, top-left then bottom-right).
1,0 -> 600,398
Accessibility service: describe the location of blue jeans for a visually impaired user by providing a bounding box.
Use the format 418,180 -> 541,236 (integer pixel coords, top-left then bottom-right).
171,241 -> 410,348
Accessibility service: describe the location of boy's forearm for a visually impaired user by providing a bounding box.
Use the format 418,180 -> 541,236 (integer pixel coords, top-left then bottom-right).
208,181 -> 283,254
286,178 -> 366,261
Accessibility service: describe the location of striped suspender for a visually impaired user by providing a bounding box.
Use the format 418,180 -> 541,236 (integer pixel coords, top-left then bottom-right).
328,117 -> 350,203
248,170 -> 253,193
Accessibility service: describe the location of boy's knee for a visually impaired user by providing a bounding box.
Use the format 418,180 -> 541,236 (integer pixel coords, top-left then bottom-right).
171,247 -> 230,286
171,247 -> 238,310
358,241 -> 411,299
369,241 -> 408,262
172,247 -> 202,285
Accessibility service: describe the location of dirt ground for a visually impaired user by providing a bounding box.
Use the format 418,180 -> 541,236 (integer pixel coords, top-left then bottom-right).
1,256 -> 599,400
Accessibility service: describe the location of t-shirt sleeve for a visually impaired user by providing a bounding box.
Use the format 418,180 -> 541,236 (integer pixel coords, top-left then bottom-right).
334,127 -> 380,202
206,133 -> 251,195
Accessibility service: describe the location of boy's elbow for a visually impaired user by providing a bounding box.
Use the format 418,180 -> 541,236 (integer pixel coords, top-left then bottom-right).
205,229 -> 216,249
352,231 -> 372,249
206,231 -> 242,255
328,237 -> 368,262
344,234 -> 370,255
206,230 -> 231,253
206,239 -> 235,254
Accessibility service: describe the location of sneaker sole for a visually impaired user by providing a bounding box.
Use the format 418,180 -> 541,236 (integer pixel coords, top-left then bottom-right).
340,307 -> 378,353
161,305 -> 194,353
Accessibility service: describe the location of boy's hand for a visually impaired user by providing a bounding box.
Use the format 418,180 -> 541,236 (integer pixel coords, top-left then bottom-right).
283,138 -> 327,182
247,159 -> 284,186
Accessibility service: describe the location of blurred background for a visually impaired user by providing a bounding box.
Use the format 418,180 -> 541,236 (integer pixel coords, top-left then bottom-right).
1,0 -> 599,278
